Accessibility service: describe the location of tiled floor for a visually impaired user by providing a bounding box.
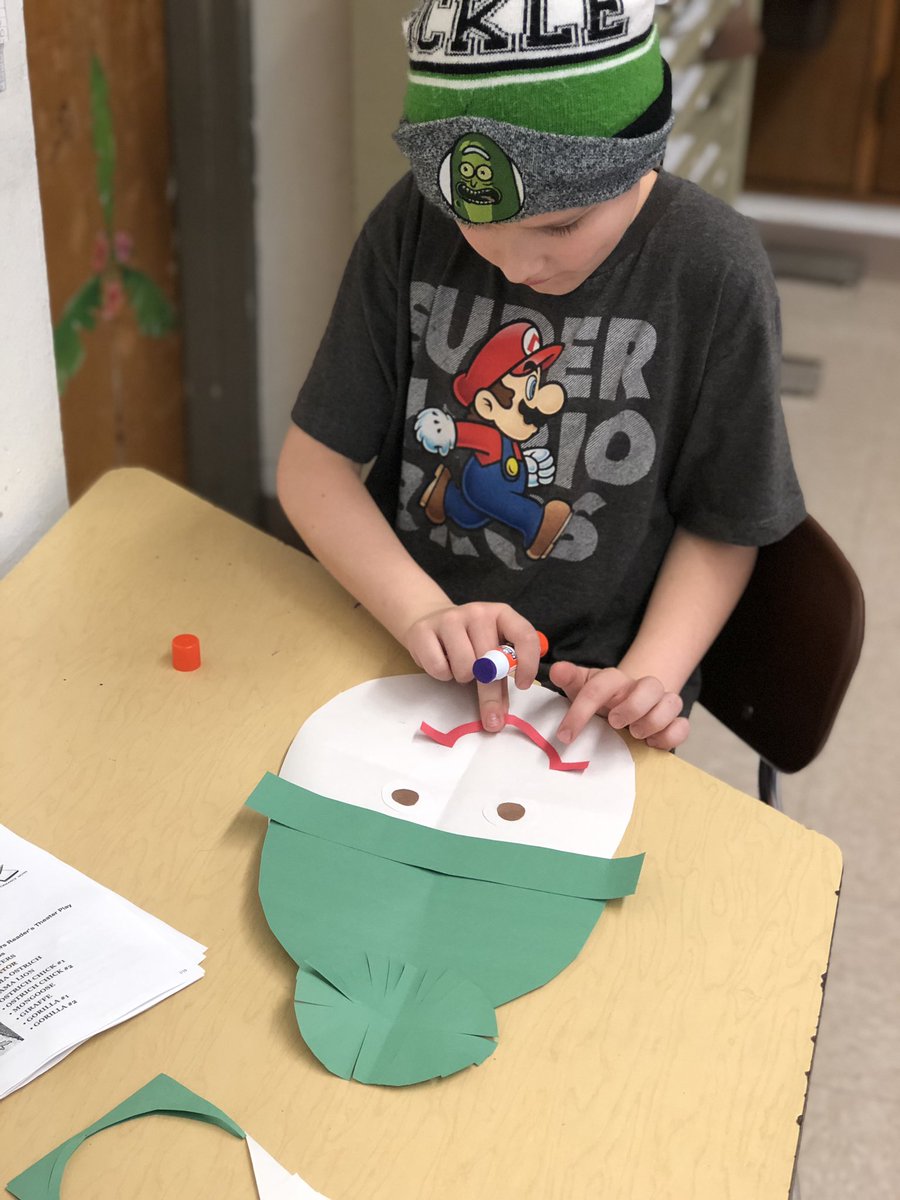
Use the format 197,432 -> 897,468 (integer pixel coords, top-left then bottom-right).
681,264 -> 900,1197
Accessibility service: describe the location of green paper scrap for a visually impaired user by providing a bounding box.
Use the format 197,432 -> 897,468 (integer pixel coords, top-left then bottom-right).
297,950 -> 497,1086
6,1074 -> 244,1200
246,773 -> 645,1087
247,773 -> 644,900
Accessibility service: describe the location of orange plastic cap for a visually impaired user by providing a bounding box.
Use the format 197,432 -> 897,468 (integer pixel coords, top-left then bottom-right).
536,631 -> 549,657
172,633 -> 201,671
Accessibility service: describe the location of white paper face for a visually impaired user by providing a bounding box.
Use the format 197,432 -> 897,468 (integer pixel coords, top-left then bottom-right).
279,676 -> 635,859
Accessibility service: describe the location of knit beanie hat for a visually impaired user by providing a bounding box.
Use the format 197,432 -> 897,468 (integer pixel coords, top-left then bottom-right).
393,0 -> 673,224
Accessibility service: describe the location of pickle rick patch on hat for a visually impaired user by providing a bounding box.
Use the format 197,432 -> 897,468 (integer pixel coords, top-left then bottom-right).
441,133 -> 525,223
245,675 -> 643,1087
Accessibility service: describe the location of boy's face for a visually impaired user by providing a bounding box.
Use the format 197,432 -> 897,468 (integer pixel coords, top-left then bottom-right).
457,171 -> 656,296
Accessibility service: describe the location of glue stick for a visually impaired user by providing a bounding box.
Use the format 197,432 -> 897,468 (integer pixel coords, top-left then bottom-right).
472,631 -> 549,684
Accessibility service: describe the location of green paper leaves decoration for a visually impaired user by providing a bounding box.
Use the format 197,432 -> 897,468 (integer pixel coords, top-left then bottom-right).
53,276 -> 102,394
52,56 -> 177,396
121,265 -> 177,336
90,55 -> 115,233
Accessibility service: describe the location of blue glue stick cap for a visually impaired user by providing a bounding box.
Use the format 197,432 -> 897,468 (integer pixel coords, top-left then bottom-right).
473,648 -> 514,684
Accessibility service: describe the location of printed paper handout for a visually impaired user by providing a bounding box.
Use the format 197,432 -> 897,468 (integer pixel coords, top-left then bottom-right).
0,826 -> 206,1099
245,675 -> 644,1087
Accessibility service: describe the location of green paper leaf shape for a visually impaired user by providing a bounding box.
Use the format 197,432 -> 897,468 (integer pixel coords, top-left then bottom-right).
121,265 -> 177,336
53,275 -> 102,393
6,1074 -> 244,1200
90,56 -> 115,232
296,950 -> 497,1086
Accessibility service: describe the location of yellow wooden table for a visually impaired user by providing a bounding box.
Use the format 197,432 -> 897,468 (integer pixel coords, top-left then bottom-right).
0,469 -> 841,1200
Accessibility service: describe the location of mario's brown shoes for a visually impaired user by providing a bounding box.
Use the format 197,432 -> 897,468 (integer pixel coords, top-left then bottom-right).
526,499 -> 572,560
420,464 -> 451,525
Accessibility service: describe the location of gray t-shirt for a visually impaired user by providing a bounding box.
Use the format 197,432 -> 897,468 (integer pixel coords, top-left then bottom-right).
293,170 -> 805,699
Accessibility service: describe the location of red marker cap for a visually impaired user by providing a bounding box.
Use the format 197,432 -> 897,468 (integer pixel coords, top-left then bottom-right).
537,631 -> 549,657
172,633 -> 201,672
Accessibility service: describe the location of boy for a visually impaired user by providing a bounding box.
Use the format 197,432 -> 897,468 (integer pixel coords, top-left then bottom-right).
277,0 -> 804,752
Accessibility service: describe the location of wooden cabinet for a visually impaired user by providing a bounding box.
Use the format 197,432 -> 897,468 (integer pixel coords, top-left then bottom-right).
24,0 -> 185,502
745,0 -> 900,199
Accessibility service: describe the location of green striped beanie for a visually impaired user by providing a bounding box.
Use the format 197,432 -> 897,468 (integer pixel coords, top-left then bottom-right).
393,0 -> 673,223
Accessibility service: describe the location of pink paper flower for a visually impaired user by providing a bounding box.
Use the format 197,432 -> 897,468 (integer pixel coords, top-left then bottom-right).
90,232 -> 110,273
113,231 -> 134,264
101,277 -> 126,321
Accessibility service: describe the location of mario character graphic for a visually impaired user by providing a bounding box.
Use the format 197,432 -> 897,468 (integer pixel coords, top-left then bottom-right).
439,132 -> 525,223
415,322 -> 572,560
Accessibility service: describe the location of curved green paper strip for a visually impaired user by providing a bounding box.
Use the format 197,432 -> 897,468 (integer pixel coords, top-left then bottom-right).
246,773 -> 643,900
6,1074 -> 244,1200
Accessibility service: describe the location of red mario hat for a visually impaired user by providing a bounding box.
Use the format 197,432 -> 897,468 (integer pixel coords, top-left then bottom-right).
453,322 -> 563,408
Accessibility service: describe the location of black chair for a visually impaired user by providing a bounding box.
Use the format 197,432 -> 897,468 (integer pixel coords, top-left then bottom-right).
699,515 -> 865,805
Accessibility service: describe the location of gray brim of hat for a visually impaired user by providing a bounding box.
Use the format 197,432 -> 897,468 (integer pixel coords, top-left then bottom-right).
393,112 -> 674,224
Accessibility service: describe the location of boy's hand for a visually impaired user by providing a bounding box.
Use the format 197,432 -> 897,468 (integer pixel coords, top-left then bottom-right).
549,662 -> 690,751
402,603 -> 542,733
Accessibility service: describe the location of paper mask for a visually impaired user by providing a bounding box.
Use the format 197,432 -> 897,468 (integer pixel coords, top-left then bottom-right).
246,676 -> 643,1087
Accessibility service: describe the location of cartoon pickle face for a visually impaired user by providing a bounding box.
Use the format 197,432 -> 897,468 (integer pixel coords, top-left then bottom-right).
245,676 -> 643,1087
440,132 -> 524,223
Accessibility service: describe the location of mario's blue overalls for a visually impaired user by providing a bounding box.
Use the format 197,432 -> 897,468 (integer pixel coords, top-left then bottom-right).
444,432 -> 544,548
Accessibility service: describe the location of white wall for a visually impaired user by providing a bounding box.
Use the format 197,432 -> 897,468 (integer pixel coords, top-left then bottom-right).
0,0 -> 68,576
251,0 -> 355,496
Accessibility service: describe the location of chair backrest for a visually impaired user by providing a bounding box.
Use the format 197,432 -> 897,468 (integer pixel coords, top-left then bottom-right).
699,515 -> 865,774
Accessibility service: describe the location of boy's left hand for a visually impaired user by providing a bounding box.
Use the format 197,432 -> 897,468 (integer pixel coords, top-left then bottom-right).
549,662 -> 690,751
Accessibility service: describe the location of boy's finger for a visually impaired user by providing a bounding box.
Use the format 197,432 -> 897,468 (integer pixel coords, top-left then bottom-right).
547,659 -> 590,702
439,623 -> 480,683
624,691 -> 683,741
646,716 -> 691,751
606,676 -> 668,731
477,678 -> 509,732
499,621 -> 542,690
409,630 -> 454,681
555,668 -> 633,745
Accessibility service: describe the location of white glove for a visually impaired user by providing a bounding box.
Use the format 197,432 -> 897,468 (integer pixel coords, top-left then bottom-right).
524,447 -> 555,487
414,408 -> 457,457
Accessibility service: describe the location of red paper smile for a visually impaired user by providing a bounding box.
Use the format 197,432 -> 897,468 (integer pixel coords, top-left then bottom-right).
418,715 -> 589,773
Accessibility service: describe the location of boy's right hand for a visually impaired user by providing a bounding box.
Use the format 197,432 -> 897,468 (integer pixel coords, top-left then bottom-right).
402,603 -> 542,733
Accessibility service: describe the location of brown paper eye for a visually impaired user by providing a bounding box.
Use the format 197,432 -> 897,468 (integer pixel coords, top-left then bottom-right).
382,782 -> 426,815
391,788 -> 420,807
496,802 -> 526,822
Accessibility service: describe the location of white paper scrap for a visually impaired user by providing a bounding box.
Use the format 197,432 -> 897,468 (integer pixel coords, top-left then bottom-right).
247,1135 -> 330,1199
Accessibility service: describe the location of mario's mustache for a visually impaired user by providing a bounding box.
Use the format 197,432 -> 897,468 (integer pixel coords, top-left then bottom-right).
518,400 -> 550,428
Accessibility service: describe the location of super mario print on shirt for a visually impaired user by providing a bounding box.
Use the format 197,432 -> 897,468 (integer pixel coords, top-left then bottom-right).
414,321 -> 573,561
292,171 -> 804,682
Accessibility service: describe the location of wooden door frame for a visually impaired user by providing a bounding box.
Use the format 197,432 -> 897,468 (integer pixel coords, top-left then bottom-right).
164,0 -> 260,523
